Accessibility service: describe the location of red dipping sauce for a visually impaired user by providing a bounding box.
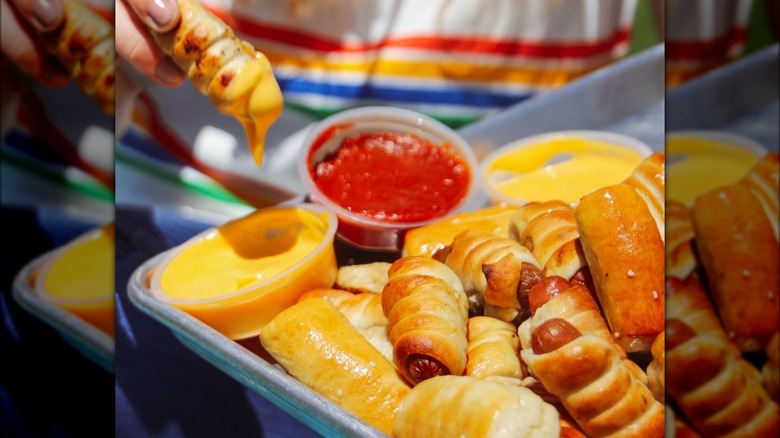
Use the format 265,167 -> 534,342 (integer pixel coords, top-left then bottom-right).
309,130 -> 472,224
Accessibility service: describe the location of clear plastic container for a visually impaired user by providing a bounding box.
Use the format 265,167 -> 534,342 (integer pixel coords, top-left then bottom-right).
149,204 -> 338,340
480,130 -> 653,207
298,106 -> 481,251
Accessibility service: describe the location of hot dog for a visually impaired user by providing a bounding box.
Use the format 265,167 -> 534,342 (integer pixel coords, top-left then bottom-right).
521,318 -> 665,437
382,256 -> 469,385
38,0 -> 114,114
151,0 -> 283,166
665,318 -> 779,436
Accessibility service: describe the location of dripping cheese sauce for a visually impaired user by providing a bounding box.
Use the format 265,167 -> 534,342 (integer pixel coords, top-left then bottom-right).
308,129 -> 472,224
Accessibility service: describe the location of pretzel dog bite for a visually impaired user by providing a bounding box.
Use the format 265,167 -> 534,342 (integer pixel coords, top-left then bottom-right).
38,0 -> 114,114
151,0 -> 283,166
382,256 -> 469,385
521,318 -> 664,437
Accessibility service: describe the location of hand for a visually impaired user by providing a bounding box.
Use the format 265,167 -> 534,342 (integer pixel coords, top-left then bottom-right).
1,0 -> 70,86
116,0 -> 186,86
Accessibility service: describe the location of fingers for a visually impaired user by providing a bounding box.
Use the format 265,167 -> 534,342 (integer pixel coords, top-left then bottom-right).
124,0 -> 181,33
8,0 -> 64,32
116,0 -> 185,86
1,0 -> 70,86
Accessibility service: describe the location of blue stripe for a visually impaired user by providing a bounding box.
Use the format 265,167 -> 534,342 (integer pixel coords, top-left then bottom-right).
276,77 -> 535,108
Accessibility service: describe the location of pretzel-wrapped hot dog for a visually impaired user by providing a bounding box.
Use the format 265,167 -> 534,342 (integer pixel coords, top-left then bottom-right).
665,199 -> 699,281
392,375 -> 559,438
259,298 -> 410,435
509,200 -> 589,284
665,318 -> 779,437
38,0 -> 114,114
520,276 -> 626,359
665,277 -> 740,357
444,229 -> 542,322
152,0 -> 283,166
465,316 -> 525,385
382,256 -> 469,385
520,318 -> 665,437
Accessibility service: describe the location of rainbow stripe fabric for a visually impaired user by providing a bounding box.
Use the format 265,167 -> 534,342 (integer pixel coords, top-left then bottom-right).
210,0 -> 639,128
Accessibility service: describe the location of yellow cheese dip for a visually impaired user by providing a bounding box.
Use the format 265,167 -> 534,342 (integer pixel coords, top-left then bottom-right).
40,224 -> 115,336
161,208 -> 329,300
666,134 -> 762,205
484,135 -> 645,205
154,206 -> 337,339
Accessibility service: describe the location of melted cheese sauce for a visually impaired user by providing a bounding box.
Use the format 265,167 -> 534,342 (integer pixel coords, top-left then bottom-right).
485,136 -> 644,205
159,208 -> 329,301
667,135 -> 761,205
223,54 -> 284,166
40,223 -> 115,336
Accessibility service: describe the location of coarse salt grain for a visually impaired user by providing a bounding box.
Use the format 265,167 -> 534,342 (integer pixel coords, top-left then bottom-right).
627,269 -> 635,278
652,290 -> 659,300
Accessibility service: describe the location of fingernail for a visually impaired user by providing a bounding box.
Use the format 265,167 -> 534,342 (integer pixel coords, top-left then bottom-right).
155,57 -> 185,85
33,0 -> 64,31
148,0 -> 177,31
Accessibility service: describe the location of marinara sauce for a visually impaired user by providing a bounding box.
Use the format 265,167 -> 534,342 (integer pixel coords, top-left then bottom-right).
309,130 -> 471,224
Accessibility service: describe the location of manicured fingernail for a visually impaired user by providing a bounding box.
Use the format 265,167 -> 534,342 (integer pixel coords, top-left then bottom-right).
32,0 -> 64,31
155,57 -> 185,84
148,0 -> 177,31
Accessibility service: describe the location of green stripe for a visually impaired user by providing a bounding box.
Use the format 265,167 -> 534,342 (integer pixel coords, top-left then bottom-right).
0,149 -> 114,203
115,146 -> 249,206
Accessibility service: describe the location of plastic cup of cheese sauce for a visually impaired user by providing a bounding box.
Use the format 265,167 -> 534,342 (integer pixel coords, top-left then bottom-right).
480,130 -> 653,207
299,106 -> 480,251
150,204 -> 338,340
666,130 -> 766,205
35,223 -> 115,337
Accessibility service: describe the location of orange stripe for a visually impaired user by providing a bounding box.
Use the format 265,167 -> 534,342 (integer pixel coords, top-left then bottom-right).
266,49 -> 610,87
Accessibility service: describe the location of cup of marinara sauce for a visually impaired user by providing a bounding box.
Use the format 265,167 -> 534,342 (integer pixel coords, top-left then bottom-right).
298,106 -> 480,251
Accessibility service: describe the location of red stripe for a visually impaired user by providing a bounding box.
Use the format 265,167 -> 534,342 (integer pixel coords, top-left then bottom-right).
666,27 -> 748,61
233,14 -> 630,58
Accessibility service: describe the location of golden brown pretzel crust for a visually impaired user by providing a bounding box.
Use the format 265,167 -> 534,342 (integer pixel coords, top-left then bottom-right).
152,0 -> 283,165
692,184 -> 779,352
575,183 -> 665,353
665,199 -> 698,280
444,229 -> 541,322
382,256 -> 469,385
39,0 -> 114,114
509,200 -> 588,281
259,299 -> 410,435
691,153 -> 779,352
665,280 -> 740,357
465,316 -> 525,384
666,323 -> 779,437
519,283 -> 626,360
520,331 -> 665,437
392,375 -> 560,438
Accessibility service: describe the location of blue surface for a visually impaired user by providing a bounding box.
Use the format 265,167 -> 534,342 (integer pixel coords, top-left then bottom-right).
114,205 -> 321,438
0,206 -> 113,437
